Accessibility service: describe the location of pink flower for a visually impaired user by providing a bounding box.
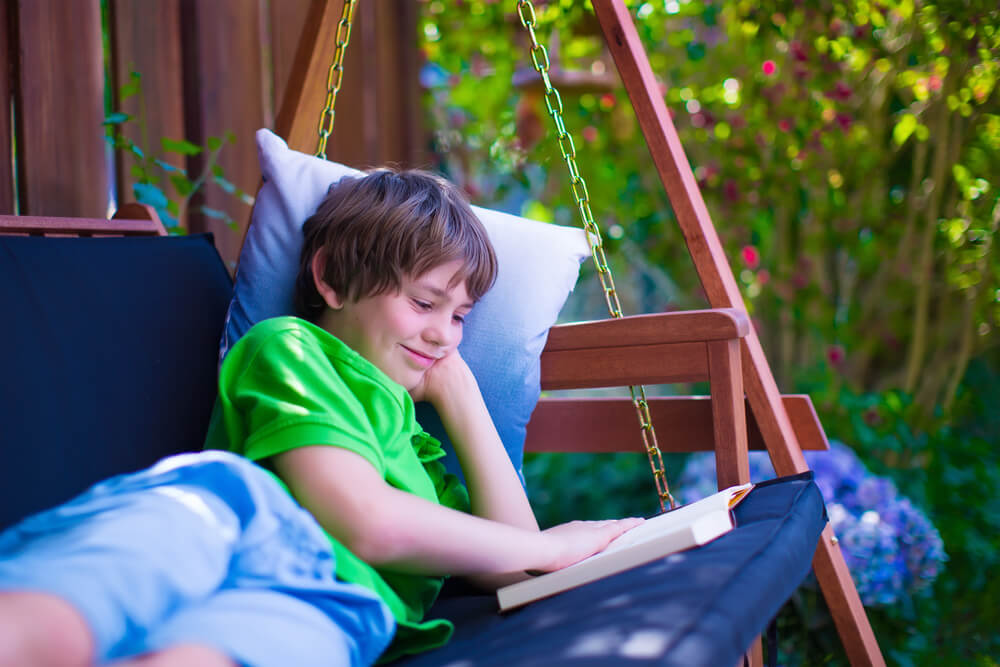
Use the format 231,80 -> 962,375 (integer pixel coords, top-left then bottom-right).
762,60 -> 777,76
741,245 -> 760,269
778,119 -> 793,133
581,126 -> 599,143
791,41 -> 808,62
724,179 -> 741,203
828,81 -> 853,101
928,75 -> 943,92
757,269 -> 770,285
827,345 -> 846,367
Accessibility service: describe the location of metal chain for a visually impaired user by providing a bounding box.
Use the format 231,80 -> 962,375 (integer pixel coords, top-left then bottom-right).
516,0 -> 676,511
316,0 -> 358,159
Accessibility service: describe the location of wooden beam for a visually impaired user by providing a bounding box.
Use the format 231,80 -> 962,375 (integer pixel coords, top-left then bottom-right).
274,0 -> 347,155
525,395 -> 828,454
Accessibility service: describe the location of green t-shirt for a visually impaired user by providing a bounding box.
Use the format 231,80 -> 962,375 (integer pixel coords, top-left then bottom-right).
204,316 -> 471,662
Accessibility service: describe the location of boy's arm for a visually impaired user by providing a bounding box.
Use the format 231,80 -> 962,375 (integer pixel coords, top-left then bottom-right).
272,445 -> 639,583
412,352 -> 538,532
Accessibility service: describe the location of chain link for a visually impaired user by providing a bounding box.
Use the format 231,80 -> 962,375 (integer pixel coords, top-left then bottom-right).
316,0 -> 358,160
516,0 -> 676,511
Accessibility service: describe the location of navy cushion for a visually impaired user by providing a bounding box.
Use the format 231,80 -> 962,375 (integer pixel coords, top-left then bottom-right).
0,233 -> 232,530
391,474 -> 826,666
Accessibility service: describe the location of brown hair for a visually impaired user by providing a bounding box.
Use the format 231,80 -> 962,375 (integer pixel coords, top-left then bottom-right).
294,168 -> 497,322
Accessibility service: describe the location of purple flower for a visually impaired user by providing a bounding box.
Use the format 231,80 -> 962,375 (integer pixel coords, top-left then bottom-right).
677,440 -> 946,606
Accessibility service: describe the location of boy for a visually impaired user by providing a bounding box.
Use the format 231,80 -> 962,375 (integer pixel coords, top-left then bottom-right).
0,169 -> 639,667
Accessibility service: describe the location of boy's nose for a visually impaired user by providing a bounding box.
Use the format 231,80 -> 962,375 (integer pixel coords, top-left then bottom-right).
423,316 -> 459,349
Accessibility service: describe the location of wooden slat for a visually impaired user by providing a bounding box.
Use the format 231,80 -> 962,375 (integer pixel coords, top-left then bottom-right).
546,309 -> 748,350
0,214 -> 164,237
524,395 -> 829,454
542,342 -> 708,390
0,3 -> 14,214
591,3 -> 883,665
268,0 -> 313,127
14,0 -> 107,217
108,0 -> 185,224
371,0 -> 425,167
181,0 -> 265,269
708,339 -> 748,489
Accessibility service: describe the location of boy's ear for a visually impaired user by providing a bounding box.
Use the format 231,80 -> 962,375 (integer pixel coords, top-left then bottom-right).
311,250 -> 344,310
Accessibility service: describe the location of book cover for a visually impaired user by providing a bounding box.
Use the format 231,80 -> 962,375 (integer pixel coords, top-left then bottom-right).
497,483 -> 754,611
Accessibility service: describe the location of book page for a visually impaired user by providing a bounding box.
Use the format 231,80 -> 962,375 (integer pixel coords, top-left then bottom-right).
600,483 -> 752,555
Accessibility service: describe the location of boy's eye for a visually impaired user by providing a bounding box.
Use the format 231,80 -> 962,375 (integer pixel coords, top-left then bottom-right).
453,313 -> 466,324
412,299 -> 432,310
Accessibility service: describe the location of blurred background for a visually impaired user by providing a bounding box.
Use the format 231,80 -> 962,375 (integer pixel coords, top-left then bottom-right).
2,0 -> 997,663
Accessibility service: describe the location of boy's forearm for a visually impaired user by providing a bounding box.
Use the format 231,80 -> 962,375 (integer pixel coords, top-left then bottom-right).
433,380 -> 538,532
276,446 -> 555,576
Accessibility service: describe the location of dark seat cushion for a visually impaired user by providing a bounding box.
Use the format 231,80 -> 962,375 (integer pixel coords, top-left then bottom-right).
0,233 -> 232,530
392,473 -> 825,666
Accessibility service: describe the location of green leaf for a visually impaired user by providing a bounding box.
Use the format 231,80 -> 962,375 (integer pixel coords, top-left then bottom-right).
686,41 -> 706,61
893,113 -> 918,145
132,183 -> 169,210
154,159 -> 183,173
213,174 -> 237,194
161,138 -> 203,155
169,173 -> 194,196
206,136 -> 223,151
119,80 -> 141,101
200,206 -> 232,222
103,112 -> 131,125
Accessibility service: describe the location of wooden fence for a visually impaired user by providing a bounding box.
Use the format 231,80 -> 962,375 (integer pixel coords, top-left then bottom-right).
1,0 -> 425,267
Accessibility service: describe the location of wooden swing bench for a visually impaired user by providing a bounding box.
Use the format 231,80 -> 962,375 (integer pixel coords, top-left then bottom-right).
4,209 -> 818,666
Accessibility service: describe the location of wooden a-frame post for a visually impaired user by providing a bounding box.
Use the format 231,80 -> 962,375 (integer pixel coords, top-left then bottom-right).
278,1 -> 884,665
589,2 -> 885,665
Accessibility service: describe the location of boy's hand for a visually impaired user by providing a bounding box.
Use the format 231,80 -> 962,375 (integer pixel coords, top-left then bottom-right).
539,517 -> 645,572
408,348 -> 476,407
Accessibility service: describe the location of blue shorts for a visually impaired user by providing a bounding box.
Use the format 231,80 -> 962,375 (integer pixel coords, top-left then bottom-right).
0,451 -> 395,666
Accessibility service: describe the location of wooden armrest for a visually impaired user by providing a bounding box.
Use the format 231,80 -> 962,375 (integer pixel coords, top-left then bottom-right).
546,308 -> 749,350
541,309 -> 749,390
0,208 -> 166,237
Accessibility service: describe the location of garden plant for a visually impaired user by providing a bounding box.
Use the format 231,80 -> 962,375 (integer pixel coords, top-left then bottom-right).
418,0 -> 1000,663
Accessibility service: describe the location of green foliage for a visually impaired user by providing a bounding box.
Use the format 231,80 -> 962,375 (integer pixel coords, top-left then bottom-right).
104,71 -> 253,231
420,0 -> 999,663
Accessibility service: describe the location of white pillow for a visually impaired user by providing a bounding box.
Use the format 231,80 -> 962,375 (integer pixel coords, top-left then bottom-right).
221,129 -> 589,479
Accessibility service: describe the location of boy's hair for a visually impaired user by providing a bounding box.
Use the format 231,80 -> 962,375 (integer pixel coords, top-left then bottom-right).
294,168 -> 497,322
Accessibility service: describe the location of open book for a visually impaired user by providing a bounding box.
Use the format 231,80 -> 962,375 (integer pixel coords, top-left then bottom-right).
497,483 -> 754,611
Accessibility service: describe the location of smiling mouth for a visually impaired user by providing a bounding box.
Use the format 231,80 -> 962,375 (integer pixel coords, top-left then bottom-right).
402,345 -> 439,368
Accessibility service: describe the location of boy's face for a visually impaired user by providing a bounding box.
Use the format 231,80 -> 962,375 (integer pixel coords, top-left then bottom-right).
323,259 -> 473,391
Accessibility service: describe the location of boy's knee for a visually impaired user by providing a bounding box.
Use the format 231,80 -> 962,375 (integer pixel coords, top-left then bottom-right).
0,592 -> 93,667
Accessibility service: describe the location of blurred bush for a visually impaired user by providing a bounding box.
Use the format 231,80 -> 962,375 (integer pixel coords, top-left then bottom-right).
419,0 -> 999,663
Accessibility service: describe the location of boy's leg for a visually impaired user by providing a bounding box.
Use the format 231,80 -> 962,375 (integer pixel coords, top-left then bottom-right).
0,591 -> 93,667
111,644 -> 236,667
140,588 -> 363,667
0,459 -> 242,663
